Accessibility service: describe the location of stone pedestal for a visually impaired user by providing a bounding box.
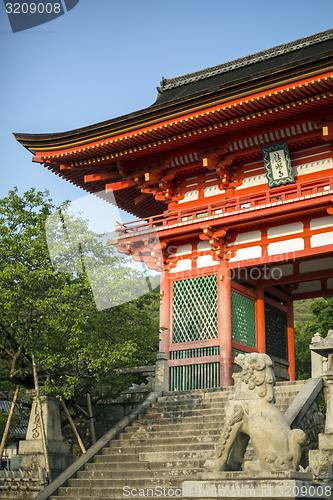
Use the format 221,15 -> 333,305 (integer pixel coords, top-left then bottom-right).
309,331 -> 333,475
182,471 -> 332,499
309,427 -> 333,474
18,394 -> 73,480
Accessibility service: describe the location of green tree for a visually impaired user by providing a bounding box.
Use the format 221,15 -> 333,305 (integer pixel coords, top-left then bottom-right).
294,297 -> 333,379
0,188 -> 160,403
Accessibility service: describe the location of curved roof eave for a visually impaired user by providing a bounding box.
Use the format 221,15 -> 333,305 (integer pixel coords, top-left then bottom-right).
14,28 -> 333,153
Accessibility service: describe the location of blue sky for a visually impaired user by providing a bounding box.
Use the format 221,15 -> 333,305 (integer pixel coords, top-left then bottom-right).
1,0 -> 333,220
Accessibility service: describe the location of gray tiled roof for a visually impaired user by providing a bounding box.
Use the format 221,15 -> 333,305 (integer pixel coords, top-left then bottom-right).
157,28 -> 333,93
0,400 -> 27,436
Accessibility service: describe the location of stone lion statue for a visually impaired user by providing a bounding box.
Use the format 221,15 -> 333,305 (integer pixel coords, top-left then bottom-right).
204,353 -> 305,472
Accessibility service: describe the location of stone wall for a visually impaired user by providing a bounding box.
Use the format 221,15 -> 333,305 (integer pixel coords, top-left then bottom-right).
297,394 -> 326,468
62,389 -> 150,457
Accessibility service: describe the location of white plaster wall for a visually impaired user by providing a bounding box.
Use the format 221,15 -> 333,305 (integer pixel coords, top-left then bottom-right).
310,232 -> 333,248
231,230 -> 262,246
175,244 -> 192,255
197,255 -> 218,268
293,280 -> 322,294
267,238 -> 304,256
204,185 -> 225,197
310,215 -> 333,230
178,190 -> 199,204
300,258 -> 333,273
170,259 -> 192,273
229,246 -> 262,262
197,240 -> 211,252
267,222 -> 303,239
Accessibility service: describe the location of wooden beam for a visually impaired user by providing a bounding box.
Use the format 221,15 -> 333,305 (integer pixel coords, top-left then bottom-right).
105,179 -> 138,192
256,286 -> 265,354
322,125 -> 333,141
32,156 -> 43,163
287,292 -> 295,381
134,193 -> 150,205
218,260 -> 232,387
258,267 -> 333,288
59,164 -> 76,170
84,172 -> 118,183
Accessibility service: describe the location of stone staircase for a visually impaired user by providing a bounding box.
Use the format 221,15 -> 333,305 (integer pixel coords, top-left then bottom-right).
50,380 -> 306,499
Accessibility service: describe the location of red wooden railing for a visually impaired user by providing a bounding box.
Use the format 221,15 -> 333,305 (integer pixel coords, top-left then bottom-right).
116,175 -> 333,236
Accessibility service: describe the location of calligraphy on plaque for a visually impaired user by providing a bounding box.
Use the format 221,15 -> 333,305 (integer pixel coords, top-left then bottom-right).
261,142 -> 294,188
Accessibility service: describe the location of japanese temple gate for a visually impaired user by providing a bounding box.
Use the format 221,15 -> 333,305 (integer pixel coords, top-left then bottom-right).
15,30 -> 333,389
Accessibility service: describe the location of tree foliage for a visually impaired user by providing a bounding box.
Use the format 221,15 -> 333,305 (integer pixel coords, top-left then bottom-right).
0,188 -> 160,403
294,297 -> 333,379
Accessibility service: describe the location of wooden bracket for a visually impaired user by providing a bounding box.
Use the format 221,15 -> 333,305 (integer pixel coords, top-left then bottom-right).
200,226 -> 228,260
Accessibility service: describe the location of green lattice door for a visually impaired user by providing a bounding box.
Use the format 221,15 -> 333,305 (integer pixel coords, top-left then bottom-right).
265,303 -> 288,360
172,275 -> 218,343
171,275 -> 218,390
231,291 -> 256,347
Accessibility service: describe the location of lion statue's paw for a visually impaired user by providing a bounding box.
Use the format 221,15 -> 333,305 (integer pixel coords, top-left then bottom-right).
203,459 -> 225,472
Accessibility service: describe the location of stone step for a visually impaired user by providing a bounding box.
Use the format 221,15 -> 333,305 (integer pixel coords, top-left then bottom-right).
127,406 -> 290,432
126,421 -> 231,433
157,390 -> 229,400
86,457 -> 206,470
138,408 -> 227,420
276,380 -> 306,386
77,467 -> 201,479
152,392 -> 297,407
141,402 -> 291,421
157,384 -> 303,403
119,427 -> 221,440
0,493 -> 42,500
104,442 -> 215,454
148,396 -> 298,414
136,412 -> 228,425
161,387 -> 231,397
56,478 -> 185,496
51,497 -> 111,500
48,380 -> 306,499
92,453 -> 140,463
83,461 -> 150,471
138,449 -> 212,462
67,478 -> 179,488
151,400 -> 229,411
112,434 -> 219,447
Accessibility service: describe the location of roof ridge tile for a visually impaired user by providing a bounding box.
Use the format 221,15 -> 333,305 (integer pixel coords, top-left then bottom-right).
158,28 -> 333,93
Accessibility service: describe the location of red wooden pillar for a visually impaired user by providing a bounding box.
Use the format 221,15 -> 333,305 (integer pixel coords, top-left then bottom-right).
159,270 -> 171,358
287,292 -> 295,381
218,259 -> 232,387
256,285 -> 266,353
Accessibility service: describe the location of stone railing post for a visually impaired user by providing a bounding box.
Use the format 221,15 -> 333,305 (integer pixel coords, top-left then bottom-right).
153,351 -> 169,393
310,332 -> 324,378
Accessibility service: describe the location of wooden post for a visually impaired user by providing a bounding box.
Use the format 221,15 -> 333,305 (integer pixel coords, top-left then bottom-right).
287,293 -> 296,381
159,270 -> 171,359
257,285 -> 266,353
31,354 -> 52,482
59,398 -> 86,454
0,385 -> 20,468
218,259 -> 232,387
86,393 -> 96,445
